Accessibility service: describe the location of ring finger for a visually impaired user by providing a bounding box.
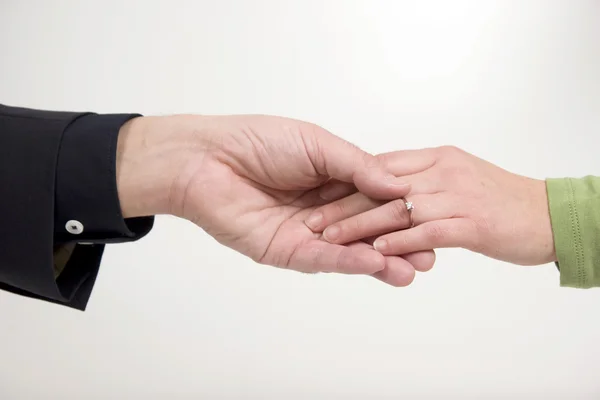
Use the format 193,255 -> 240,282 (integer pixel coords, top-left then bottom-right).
321,192 -> 460,245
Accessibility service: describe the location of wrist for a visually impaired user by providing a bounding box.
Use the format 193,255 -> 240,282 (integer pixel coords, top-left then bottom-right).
531,178 -> 557,264
116,115 -> 212,218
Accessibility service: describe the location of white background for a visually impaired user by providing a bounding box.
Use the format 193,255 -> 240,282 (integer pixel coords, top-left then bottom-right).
1,1 -> 599,398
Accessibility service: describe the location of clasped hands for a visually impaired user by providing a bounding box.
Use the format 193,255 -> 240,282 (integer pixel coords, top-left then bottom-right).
118,114 -> 556,287
304,146 -> 556,286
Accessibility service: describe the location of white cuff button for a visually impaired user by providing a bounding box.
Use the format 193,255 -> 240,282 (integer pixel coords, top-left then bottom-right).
66,220 -> 84,235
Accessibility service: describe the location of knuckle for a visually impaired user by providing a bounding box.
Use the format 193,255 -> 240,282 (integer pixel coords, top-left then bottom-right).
375,152 -> 392,167
362,152 -> 381,169
350,216 -> 363,233
335,217 -> 362,241
424,223 -> 446,244
437,145 -> 462,157
301,121 -> 325,137
385,233 -> 410,251
441,165 -> 474,185
469,216 -> 491,252
333,201 -> 347,217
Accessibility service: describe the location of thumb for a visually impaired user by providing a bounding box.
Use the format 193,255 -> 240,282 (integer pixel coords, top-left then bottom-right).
306,125 -> 411,200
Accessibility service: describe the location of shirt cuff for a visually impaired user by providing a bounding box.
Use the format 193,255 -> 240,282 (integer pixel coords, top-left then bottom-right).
0,243 -> 105,310
54,113 -> 154,244
546,177 -> 600,288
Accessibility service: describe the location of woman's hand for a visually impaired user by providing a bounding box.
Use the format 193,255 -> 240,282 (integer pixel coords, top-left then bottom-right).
304,146 -> 556,266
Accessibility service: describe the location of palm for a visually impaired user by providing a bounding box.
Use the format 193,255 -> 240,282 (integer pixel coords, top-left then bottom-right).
177,116 -> 353,272
196,156 -> 325,267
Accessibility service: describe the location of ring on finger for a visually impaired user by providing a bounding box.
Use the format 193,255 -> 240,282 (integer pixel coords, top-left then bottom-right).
400,197 -> 415,228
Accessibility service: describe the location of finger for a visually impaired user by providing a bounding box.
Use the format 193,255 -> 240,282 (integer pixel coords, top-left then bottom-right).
355,237 -> 435,272
373,218 -> 477,255
318,181 -> 357,201
347,241 -> 416,287
353,165 -> 412,200
285,180 -> 357,209
359,237 -> 436,272
288,183 -> 352,209
321,193 -> 460,245
316,148 -> 439,201
288,239 -> 385,274
399,169 -> 442,194
377,148 -> 438,176
316,168 -> 439,212
398,250 -> 436,273
371,256 -> 416,287
307,126 -> 411,200
305,192 -> 384,232
305,177 -> 448,233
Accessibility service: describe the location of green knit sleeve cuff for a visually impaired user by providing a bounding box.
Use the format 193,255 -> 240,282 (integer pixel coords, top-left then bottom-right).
546,176 -> 600,288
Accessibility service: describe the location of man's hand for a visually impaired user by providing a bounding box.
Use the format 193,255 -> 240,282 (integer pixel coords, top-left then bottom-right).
305,146 -> 556,266
115,114 -> 435,284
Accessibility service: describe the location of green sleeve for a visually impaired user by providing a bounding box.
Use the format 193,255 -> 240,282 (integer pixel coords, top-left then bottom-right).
546,176 -> 600,288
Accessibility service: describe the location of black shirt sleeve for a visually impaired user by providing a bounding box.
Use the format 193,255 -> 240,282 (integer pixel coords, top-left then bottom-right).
0,104 -> 154,310
55,113 -> 153,243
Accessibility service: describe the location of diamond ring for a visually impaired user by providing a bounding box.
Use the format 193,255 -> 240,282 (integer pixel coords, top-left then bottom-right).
401,198 -> 415,228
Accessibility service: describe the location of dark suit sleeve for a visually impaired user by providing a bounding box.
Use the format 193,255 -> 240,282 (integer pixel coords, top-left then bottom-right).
0,104 -> 154,310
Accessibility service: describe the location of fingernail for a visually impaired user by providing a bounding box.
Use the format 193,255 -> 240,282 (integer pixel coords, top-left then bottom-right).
323,226 -> 340,242
384,174 -> 410,188
319,186 -> 343,200
319,189 -> 336,201
374,239 -> 388,252
388,181 -> 410,188
305,212 -> 323,230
